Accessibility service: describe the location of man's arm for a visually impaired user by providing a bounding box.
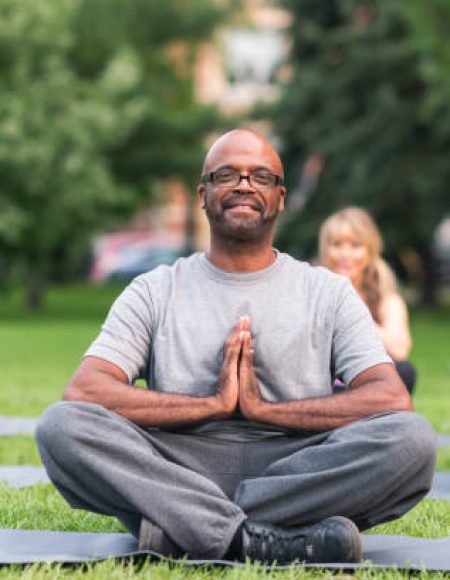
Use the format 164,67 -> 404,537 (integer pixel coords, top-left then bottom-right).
64,320 -> 245,428
238,330 -> 413,431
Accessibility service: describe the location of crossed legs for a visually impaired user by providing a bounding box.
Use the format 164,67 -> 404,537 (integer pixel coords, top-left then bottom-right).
36,401 -> 436,559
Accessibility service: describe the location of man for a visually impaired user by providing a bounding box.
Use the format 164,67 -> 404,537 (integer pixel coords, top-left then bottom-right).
36,129 -> 436,565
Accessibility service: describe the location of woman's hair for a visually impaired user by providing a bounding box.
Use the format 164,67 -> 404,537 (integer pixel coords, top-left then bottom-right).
319,207 -> 396,322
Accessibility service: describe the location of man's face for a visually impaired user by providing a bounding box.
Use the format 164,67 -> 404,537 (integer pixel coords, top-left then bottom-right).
197,132 -> 286,241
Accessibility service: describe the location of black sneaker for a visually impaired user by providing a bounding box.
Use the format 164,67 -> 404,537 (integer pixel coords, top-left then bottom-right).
241,516 -> 362,564
138,517 -> 183,558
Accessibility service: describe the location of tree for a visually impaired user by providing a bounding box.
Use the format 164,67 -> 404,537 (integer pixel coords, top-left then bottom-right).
0,0 -> 223,308
271,0 -> 450,305
401,1 -> 450,140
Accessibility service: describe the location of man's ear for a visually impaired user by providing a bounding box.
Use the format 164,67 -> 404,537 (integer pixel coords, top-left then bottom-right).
278,186 -> 286,212
197,184 -> 206,209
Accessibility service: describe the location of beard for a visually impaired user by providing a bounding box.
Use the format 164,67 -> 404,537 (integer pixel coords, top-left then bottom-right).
205,193 -> 279,242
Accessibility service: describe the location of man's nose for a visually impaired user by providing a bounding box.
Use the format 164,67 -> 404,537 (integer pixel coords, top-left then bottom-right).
235,175 -> 254,192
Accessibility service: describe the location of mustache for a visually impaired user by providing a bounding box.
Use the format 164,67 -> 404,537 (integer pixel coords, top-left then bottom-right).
221,195 -> 264,212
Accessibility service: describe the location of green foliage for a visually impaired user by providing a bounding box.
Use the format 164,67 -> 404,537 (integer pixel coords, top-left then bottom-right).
0,0 -> 222,304
272,0 -> 450,303
401,1 -> 450,137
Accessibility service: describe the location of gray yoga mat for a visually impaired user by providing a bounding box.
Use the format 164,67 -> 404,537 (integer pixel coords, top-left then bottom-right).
0,416 -> 38,436
0,529 -> 449,570
428,472 -> 450,501
438,434 -> 450,448
0,466 -> 50,487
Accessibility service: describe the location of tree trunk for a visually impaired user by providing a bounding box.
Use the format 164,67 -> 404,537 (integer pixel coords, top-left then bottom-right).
416,242 -> 438,307
25,271 -> 45,311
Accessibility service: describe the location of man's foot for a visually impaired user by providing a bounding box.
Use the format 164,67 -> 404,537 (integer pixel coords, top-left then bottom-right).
139,517 -> 183,558
240,516 -> 362,564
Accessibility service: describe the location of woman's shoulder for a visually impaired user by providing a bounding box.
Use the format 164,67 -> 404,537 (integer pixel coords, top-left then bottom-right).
380,291 -> 408,319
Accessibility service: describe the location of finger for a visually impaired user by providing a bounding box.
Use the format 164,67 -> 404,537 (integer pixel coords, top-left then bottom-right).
224,327 -> 244,366
239,315 -> 251,332
241,331 -> 254,367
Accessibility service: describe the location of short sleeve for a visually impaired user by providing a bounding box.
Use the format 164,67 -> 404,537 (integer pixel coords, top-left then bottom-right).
332,280 -> 392,385
84,276 -> 154,383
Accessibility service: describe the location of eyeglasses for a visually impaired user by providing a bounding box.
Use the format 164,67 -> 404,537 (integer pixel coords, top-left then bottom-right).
201,168 -> 284,190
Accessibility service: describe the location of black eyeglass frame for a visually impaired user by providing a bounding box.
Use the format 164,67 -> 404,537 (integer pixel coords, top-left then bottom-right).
200,169 -> 284,189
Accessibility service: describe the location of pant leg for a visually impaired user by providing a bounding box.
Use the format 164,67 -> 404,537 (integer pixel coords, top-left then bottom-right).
35,401 -> 246,558
235,412 -> 436,530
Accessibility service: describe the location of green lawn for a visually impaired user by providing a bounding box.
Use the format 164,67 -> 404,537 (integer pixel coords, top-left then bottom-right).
0,284 -> 125,416
408,308 -> 450,433
0,284 -> 449,578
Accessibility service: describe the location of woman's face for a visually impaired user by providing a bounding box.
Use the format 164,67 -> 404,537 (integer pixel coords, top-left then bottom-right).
324,233 -> 371,287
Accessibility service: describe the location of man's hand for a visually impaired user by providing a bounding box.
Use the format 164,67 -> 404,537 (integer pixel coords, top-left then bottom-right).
215,317 -> 247,416
238,319 -> 268,421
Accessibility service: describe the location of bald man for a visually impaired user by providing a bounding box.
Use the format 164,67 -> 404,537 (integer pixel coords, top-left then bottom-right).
36,129 -> 436,565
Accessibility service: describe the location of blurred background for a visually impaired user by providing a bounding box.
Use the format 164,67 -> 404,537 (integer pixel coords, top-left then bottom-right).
0,0 -> 448,309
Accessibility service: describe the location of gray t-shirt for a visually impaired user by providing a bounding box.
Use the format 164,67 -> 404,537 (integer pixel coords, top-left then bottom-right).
85,251 -> 391,401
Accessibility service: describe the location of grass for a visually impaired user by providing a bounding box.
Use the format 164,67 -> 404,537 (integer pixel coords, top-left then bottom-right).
0,283 -> 449,577
0,484 -> 447,538
0,436 -> 41,465
2,564 -> 449,580
0,284 -> 124,416
408,308 -> 450,433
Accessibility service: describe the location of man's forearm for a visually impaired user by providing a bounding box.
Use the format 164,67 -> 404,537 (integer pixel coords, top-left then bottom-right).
243,365 -> 414,431
64,368 -> 229,428
248,386 -> 411,431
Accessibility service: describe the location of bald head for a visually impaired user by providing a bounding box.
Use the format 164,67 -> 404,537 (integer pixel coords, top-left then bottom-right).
202,129 -> 284,177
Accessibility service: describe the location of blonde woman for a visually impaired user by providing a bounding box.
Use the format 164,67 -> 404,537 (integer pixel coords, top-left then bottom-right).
319,207 -> 416,393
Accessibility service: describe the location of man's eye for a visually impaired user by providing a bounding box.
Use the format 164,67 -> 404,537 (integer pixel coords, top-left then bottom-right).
214,170 -> 236,183
252,172 -> 273,185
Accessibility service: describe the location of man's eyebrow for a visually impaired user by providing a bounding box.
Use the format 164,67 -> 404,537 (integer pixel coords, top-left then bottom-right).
210,165 -> 276,173
212,165 -> 235,171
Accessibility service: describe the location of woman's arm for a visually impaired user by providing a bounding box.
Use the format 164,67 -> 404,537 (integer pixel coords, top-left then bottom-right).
376,293 -> 412,360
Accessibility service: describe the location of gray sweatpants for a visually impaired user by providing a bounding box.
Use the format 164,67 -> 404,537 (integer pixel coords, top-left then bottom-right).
36,402 -> 436,559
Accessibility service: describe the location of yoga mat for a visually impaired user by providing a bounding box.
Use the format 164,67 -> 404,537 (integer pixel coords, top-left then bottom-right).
429,472 -> 450,501
0,529 -> 449,571
0,417 -> 38,436
0,466 -> 50,487
438,435 -> 450,448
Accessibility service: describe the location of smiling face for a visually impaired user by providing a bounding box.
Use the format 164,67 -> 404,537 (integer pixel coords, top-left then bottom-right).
319,208 -> 382,290
323,230 -> 371,286
197,130 -> 285,242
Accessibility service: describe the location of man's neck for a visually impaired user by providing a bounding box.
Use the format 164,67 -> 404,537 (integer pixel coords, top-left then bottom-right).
206,238 -> 276,272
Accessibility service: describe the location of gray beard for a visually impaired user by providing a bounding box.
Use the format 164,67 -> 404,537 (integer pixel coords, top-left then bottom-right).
205,205 -> 278,242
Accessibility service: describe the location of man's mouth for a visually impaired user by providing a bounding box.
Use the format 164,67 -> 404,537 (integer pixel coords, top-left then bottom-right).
222,198 -> 263,213
226,204 -> 259,213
